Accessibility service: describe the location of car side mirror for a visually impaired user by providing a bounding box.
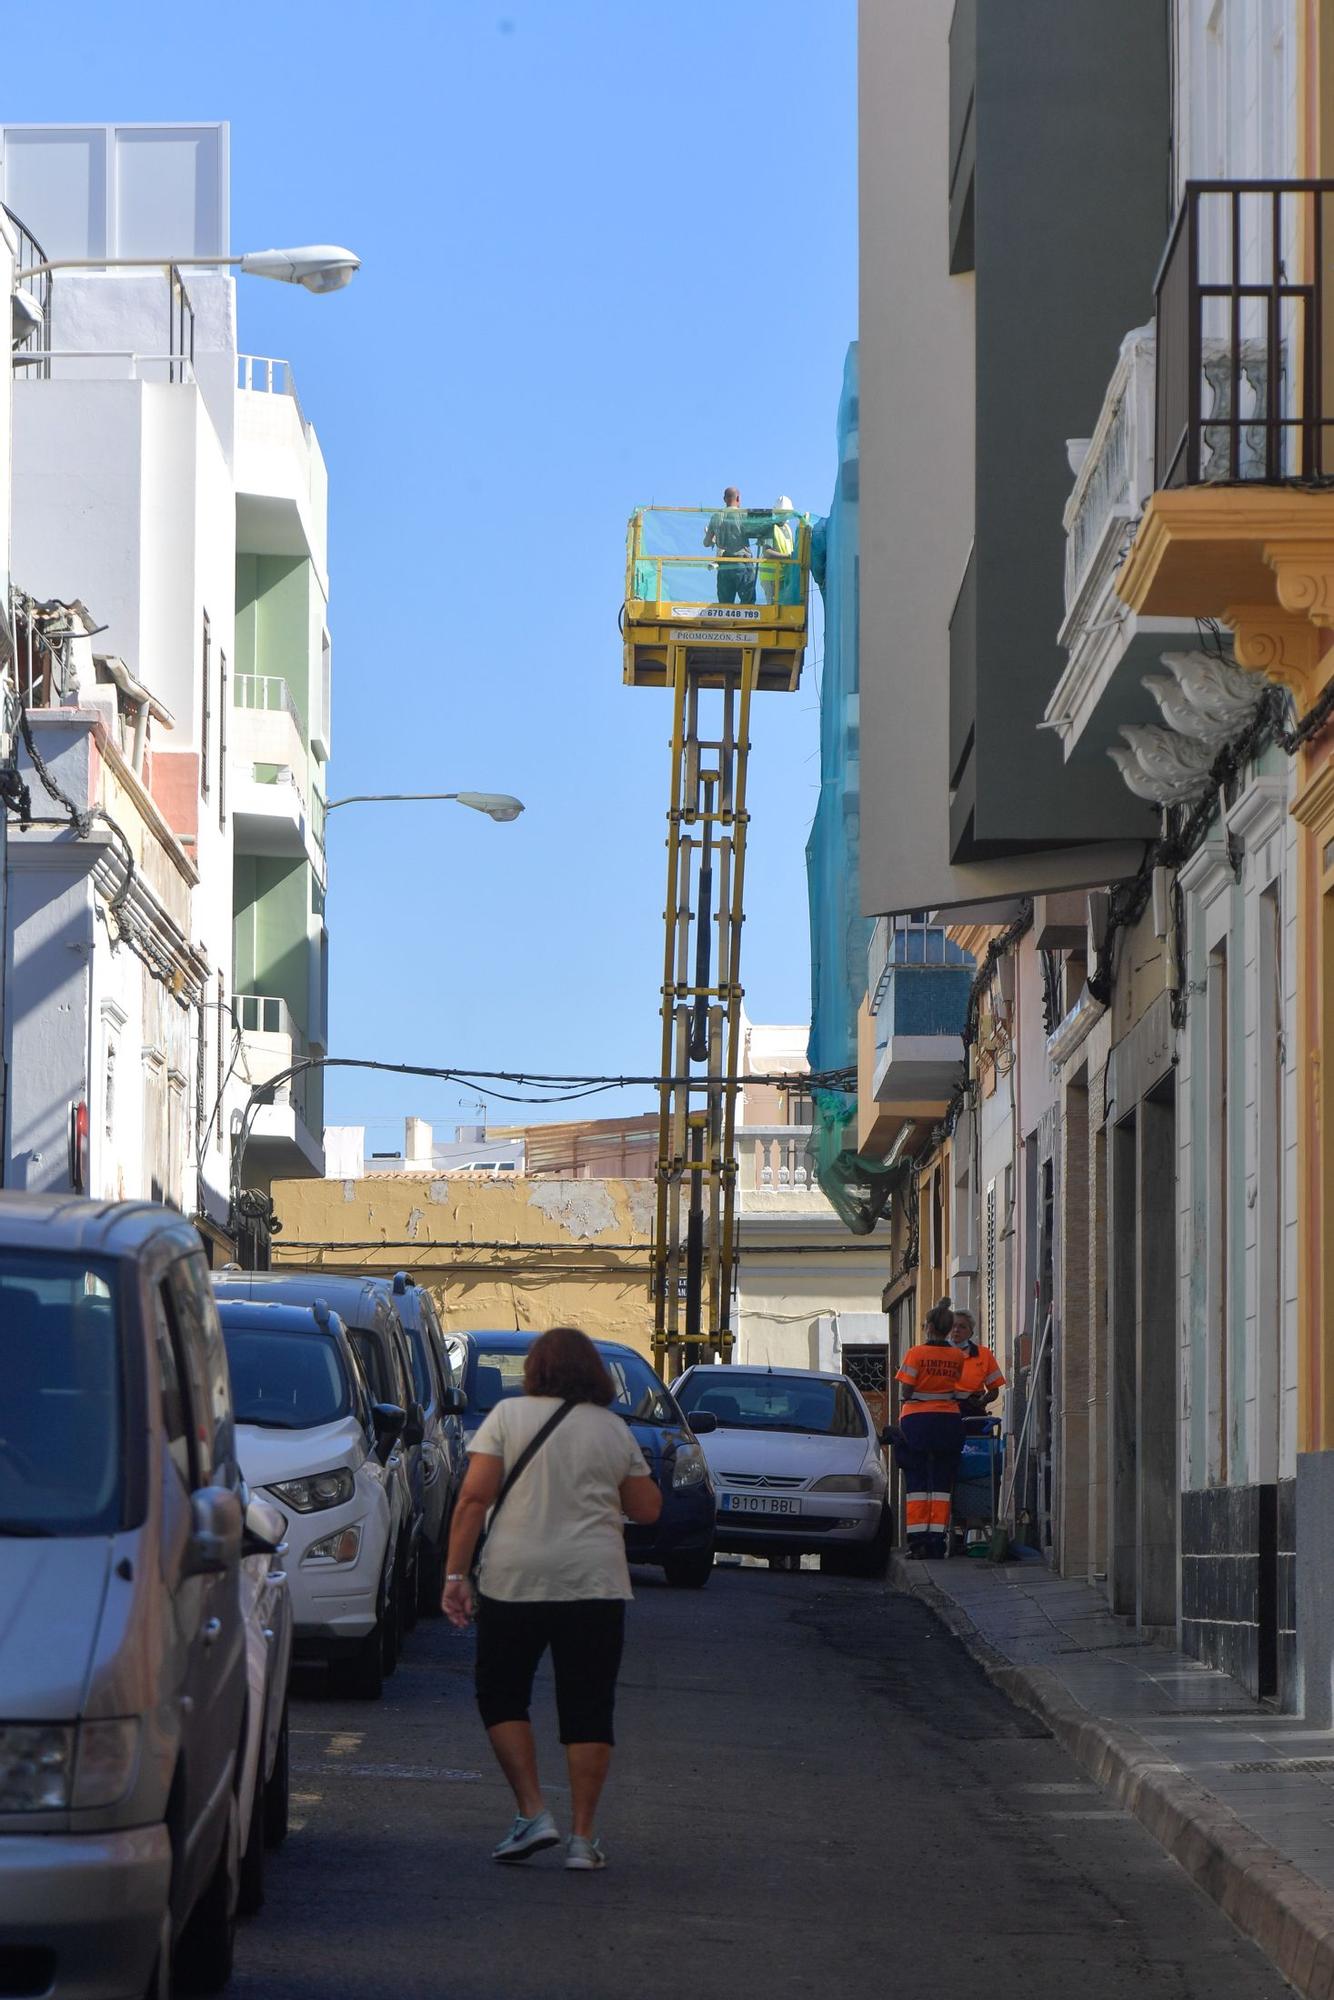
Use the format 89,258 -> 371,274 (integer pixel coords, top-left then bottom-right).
687,1411 -> 718,1435
243,1495 -> 288,1558
879,1425 -> 895,1450
185,1486 -> 243,1577
372,1401 -> 406,1463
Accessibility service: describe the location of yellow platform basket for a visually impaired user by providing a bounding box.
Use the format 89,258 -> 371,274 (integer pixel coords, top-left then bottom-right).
623,505 -> 810,692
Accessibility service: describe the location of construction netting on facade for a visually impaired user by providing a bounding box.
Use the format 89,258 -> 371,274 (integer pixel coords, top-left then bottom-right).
805,346 -> 883,1228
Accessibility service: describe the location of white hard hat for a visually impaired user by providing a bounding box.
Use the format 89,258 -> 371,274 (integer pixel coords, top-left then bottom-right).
775,495 -> 794,512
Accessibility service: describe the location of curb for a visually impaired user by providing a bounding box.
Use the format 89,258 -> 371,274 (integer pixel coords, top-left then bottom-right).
889,1554 -> 1334,1997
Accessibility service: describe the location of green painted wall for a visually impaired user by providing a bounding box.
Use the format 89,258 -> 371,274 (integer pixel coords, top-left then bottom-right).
234,553 -> 314,739
233,854 -> 312,1029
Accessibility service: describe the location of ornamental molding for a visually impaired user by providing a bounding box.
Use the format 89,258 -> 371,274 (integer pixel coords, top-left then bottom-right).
1224,604 -> 1324,699
1177,836 -> 1233,908
1266,544 -> 1334,629
1291,755 -> 1334,833
1225,774 -> 1290,853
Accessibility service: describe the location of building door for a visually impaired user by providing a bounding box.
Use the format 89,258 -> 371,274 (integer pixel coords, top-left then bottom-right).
842,1344 -> 889,1433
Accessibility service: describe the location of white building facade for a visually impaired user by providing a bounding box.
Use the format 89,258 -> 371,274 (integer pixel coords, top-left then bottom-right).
0,123 -> 335,1255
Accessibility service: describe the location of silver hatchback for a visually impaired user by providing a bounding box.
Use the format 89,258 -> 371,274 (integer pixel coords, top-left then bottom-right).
0,1195 -> 280,1998
672,1364 -> 892,1575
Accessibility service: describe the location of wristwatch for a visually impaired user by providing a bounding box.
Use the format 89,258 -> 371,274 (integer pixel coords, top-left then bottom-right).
446,1573 -> 468,1583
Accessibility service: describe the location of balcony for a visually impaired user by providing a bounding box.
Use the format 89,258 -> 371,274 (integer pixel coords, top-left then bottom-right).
1116,182 -> 1334,706
858,920 -> 973,1154
1045,328 -> 1198,763
235,354 -> 328,582
238,993 -> 323,1179
230,676 -> 323,874
737,1126 -> 815,1195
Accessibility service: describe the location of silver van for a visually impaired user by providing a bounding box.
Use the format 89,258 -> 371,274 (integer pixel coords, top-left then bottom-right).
0,1196 -> 269,1998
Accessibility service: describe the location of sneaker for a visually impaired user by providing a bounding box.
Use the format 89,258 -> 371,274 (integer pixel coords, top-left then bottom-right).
565,1835 -> 607,1871
492,1810 -> 559,1863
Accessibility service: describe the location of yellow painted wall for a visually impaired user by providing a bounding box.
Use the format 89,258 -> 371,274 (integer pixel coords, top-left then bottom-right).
270,1174 -> 656,1357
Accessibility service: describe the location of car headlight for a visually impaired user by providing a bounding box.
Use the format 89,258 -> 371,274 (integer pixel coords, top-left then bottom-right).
0,1725 -> 72,1811
672,1442 -> 711,1490
304,1525 -> 362,1565
269,1467 -> 356,1513
72,1719 -> 141,1809
0,1719 -> 140,1812
810,1473 -> 878,1493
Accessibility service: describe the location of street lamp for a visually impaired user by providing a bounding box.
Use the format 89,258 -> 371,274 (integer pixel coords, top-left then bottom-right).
17,245 -> 361,293
324,791 -> 526,823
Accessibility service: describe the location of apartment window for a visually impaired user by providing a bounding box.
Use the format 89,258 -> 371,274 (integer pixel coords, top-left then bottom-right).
199,610 -> 212,802
217,648 -> 228,829
104,1039 -> 117,1142
782,1086 -> 814,1127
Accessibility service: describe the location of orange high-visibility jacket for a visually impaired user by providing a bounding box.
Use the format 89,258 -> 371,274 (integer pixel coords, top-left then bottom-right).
895,1342 -> 968,1416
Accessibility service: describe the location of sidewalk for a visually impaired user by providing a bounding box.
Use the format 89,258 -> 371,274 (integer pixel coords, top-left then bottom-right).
891,1552 -> 1334,1998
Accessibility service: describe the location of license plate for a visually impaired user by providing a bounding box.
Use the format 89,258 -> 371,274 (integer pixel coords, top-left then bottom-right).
721,1494 -> 799,1515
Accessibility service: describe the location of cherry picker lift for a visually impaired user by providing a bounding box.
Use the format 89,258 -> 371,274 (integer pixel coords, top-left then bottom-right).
623,503 -> 811,1380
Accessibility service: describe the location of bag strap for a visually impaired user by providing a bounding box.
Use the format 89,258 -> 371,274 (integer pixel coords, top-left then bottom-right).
473,1400 -> 576,1576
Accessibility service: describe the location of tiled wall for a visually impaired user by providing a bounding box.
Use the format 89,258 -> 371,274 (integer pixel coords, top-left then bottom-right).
1181,1479 -> 1296,1702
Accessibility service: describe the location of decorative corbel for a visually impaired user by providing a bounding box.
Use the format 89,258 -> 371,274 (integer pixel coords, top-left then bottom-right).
1265,542 -> 1334,628
1223,603 -> 1325,702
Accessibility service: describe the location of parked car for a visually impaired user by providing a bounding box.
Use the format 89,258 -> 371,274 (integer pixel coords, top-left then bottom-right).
671,1363 -> 891,1576
235,1493 -> 293,1915
217,1297 -> 402,1700
453,1331 -> 717,1587
388,1273 -> 467,1613
214,1272 -> 423,1664
0,1194 -> 272,1999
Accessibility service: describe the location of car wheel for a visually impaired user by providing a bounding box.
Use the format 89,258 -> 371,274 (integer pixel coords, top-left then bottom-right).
263,1701 -> 290,1848
338,1622 -> 386,1700
383,1571 -> 402,1676
663,1547 -> 715,1589
173,1797 -> 238,1995
237,1763 -> 266,1917
417,1536 -> 446,1618
143,1908 -> 171,2000
402,1544 -> 420,1634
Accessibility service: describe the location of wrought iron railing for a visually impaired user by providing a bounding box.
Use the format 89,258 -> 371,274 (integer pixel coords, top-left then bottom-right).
1155,180 -> 1334,487
4,202 -> 52,379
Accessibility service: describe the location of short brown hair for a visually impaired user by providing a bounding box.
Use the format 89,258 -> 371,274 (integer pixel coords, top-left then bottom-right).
523,1326 -> 615,1405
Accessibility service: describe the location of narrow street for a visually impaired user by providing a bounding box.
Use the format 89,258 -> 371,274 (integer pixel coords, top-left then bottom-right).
232,1569 -> 1285,2000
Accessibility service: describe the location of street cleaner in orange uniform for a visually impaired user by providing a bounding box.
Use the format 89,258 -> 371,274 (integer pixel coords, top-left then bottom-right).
894,1299 -> 969,1558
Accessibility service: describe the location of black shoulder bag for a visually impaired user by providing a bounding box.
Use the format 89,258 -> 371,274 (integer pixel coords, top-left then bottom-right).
470,1400 -> 576,1584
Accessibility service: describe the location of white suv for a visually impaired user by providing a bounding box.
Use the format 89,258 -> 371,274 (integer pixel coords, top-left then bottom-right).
672,1364 -> 890,1575
218,1298 -> 400,1698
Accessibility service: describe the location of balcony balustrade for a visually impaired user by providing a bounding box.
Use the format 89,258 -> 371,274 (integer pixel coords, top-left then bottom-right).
865,919 -> 973,1116
1155,181 -> 1334,489
238,992 -> 322,1174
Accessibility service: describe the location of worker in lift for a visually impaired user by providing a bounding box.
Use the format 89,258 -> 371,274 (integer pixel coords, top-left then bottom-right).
758,496 -> 796,604
703,487 -> 757,606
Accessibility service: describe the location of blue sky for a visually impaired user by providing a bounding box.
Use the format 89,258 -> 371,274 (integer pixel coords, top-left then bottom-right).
7,1 -> 857,1147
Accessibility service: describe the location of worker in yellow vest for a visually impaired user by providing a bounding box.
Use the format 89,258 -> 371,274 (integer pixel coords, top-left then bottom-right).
758,496 -> 796,605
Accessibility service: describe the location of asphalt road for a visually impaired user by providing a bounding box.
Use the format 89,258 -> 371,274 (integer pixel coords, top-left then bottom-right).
230,1565 -> 1288,2000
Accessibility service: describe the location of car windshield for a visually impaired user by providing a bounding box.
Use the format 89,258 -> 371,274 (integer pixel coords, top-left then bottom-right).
0,1250 -> 123,1535
469,1344 -> 678,1425
223,1328 -> 350,1429
675,1372 -> 867,1438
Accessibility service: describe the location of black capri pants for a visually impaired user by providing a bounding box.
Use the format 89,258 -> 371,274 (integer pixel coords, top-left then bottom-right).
475,1594 -> 627,1745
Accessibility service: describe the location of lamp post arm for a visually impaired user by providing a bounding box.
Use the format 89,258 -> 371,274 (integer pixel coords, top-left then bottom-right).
324,792 -> 461,812
16,254 -> 243,282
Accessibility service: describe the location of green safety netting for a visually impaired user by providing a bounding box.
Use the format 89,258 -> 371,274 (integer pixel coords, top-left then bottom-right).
804,345 -> 894,1228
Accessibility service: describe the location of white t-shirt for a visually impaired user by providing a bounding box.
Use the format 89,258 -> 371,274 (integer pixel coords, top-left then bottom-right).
470,1396 -> 651,1603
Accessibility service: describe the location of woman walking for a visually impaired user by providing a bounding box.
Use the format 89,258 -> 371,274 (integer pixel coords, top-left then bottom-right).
442,1326 -> 662,1870
893,1298 -> 968,1558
